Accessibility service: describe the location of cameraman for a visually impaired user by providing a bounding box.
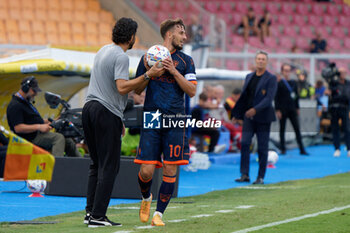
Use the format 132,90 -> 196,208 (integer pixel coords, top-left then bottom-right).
6,76 -> 81,157
324,68 -> 350,157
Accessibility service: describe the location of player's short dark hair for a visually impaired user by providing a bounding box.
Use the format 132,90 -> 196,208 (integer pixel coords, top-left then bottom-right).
112,17 -> 138,44
160,18 -> 185,39
232,88 -> 241,95
199,92 -> 208,101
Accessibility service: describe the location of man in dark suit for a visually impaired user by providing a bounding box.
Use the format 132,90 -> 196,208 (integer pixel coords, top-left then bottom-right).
231,51 -> 277,185
275,63 -> 308,155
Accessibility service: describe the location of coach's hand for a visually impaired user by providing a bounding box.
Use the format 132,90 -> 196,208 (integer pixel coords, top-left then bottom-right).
148,60 -> 165,77
162,58 -> 177,76
245,108 -> 256,118
276,110 -> 282,120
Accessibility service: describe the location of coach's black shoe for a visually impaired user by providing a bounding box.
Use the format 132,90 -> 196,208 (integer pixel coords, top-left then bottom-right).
88,216 -> 122,228
253,178 -> 264,185
83,212 -> 91,224
300,150 -> 309,156
235,174 -> 250,183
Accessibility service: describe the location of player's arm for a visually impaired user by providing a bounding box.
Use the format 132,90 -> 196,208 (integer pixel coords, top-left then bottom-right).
162,58 -> 197,97
116,76 -> 149,95
134,61 -> 165,95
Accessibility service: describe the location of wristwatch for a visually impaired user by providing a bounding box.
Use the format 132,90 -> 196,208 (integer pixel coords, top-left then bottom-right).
144,72 -> 150,81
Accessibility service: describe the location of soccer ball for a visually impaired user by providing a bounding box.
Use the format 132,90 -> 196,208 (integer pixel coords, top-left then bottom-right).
26,180 -> 47,193
267,150 -> 279,165
146,45 -> 171,67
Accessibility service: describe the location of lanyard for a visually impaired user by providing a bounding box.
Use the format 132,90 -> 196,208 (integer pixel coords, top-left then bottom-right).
282,79 -> 293,93
16,92 -> 40,115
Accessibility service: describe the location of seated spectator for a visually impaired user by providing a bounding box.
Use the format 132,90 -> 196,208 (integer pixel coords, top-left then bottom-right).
296,70 -> 315,99
191,92 -> 221,153
6,76 -> 81,157
310,31 -> 329,68
258,10 -> 271,42
237,7 -> 261,43
186,15 -> 204,45
224,88 -> 242,119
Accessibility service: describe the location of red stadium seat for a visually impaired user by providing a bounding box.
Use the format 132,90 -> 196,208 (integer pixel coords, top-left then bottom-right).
278,14 -> 291,25
323,16 -> 337,27
296,4 -> 310,15
269,26 -> 280,37
232,14 -> 243,25
264,37 -> 278,50
327,38 -> 342,51
250,2 -> 264,14
265,3 -> 279,14
248,37 -> 263,49
343,38 -> 350,49
283,26 -> 298,37
293,15 -> 306,26
312,4 -> 324,16
300,26 -> 314,38
143,0 -> 157,12
338,16 -> 348,27
158,1 -> 172,11
331,27 -> 346,39
317,27 -> 329,38
307,15 -> 322,27
343,5 -> 350,16
218,13 -> 231,24
281,3 -> 295,15
226,60 -> 241,70
219,2 -> 233,14
279,37 -> 294,50
327,5 -> 340,16
204,2 -> 217,13
231,36 -> 245,48
235,2 -> 248,14
295,37 -> 310,51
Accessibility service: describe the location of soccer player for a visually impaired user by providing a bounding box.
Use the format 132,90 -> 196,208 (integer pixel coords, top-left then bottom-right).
134,18 -> 197,226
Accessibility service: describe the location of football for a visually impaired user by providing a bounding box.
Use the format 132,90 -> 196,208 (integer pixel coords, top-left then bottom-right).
268,150 -> 279,165
146,45 -> 171,67
26,180 -> 47,193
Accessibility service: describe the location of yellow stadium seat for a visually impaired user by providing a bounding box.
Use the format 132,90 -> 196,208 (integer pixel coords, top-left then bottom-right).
46,32 -> 60,45
34,0 -> 47,10
8,0 -> 20,9
87,10 -> 99,23
9,8 -> 21,20
72,33 -> 86,46
5,19 -> 19,33
22,9 -> 35,20
48,0 -> 60,10
71,22 -> 84,34
48,10 -> 61,21
58,22 -> 71,34
98,23 -> 111,35
20,0 -> 34,9
59,33 -> 72,45
100,11 -> 114,23
60,0 -> 74,11
85,22 -> 98,35
87,0 -> 101,11
45,21 -> 58,34
0,31 -> 8,43
86,34 -> 99,46
20,32 -> 34,44
34,9 -> 48,21
61,11 -> 73,22
7,31 -> 21,44
0,9 -> 9,20
73,10 -> 87,23
74,0 -> 87,11
33,33 -> 47,45
18,20 -> 32,33
32,20 -> 44,33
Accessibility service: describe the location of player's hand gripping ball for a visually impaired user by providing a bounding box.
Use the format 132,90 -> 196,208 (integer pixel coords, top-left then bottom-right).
146,45 -> 171,68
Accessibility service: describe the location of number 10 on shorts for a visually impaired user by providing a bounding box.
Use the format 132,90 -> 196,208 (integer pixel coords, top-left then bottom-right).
169,144 -> 181,158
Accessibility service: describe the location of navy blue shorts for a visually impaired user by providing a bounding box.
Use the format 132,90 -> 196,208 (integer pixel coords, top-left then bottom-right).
134,128 -> 190,168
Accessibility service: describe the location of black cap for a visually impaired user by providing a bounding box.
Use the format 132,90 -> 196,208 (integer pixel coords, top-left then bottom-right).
21,76 -> 42,92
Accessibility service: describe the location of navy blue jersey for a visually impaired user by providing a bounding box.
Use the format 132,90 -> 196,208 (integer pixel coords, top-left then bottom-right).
135,49 -> 196,114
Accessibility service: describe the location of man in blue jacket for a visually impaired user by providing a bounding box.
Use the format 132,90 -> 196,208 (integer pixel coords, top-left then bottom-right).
231,51 -> 277,184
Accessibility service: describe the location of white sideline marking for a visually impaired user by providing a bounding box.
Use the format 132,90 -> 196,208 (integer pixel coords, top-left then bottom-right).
113,231 -> 134,233
238,186 -> 282,190
192,214 -> 213,218
198,205 -> 210,208
235,205 -> 254,209
167,219 -> 187,223
135,226 -> 154,229
216,210 -> 235,213
110,206 -> 179,210
232,204 -> 350,233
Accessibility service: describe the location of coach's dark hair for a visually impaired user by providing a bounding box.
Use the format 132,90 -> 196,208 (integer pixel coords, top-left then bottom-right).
160,18 -> 185,39
112,17 -> 138,44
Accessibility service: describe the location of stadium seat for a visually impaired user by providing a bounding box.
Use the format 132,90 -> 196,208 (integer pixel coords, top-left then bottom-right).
312,4 -> 324,16
59,33 -> 72,45
71,22 -> 84,34
232,14 -> 243,25
100,11 -> 114,23
98,23 -> 111,35
317,27 -> 329,38
74,10 -> 88,23
34,9 -> 48,21
295,37 -> 310,51
323,16 -> 337,27
269,26 -> 280,37
5,19 -> 19,33
0,21 -> 5,33
45,21 -> 58,34
0,9 -> 9,20
34,0 -> 47,10
60,11 -> 74,22
33,33 -> 47,45
85,22 -> 98,35
342,5 -> 350,16
0,31 -> 8,44
87,0 -> 101,11
278,14 -> 291,25
46,32 -> 60,44
231,36 -> 245,47
296,4 -> 310,15
58,22 -> 71,34
174,1 -> 186,11
332,27 -> 346,38
279,37 -> 294,50
0,0 -> 8,9
300,26 -> 314,38
264,37 -> 278,50
344,38 -> 350,50
7,31 -> 21,44
205,2 -> 217,12
307,15 -> 322,27
143,0 -> 157,12
61,0 -> 74,11
72,33 -> 86,46
218,13 -> 231,24
338,16 -> 348,27
327,5 -> 340,16
8,0 -> 20,9
327,38 -> 342,51
99,34 -> 111,45
20,0 -> 34,9
86,34 -> 99,46
235,2 -> 248,14
283,26 -> 298,37
74,0 -> 88,11
18,20 -> 31,33
22,9 -> 35,20
48,10 -> 61,21
9,9 -> 21,20
158,1 -> 172,11
265,2 -> 279,14
156,12 -> 169,24
250,2 -> 264,14
293,15 -> 306,26
281,3 -> 295,15
226,60 -> 241,70
219,2 -> 233,14
20,32 -> 34,44
248,37 -> 263,49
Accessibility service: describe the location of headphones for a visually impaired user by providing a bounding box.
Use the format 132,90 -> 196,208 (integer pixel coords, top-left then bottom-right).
21,76 -> 36,93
